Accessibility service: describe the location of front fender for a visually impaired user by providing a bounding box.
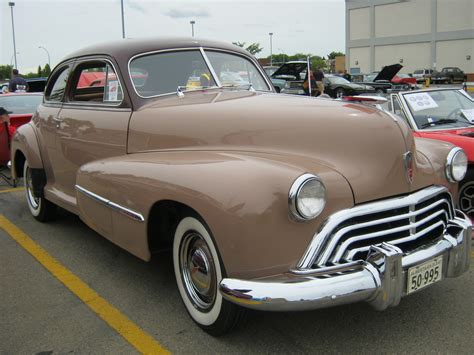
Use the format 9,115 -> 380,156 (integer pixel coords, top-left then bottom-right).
76,151 -> 354,279
11,123 -> 43,179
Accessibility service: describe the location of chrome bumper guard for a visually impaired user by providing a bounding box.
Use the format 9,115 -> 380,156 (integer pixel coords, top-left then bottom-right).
219,213 -> 471,312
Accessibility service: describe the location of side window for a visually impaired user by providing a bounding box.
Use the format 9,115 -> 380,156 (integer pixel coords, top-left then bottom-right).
45,66 -> 70,102
391,95 -> 411,127
70,61 -> 123,104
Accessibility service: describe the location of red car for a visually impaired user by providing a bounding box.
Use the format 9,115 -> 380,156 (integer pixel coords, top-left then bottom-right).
392,74 -> 417,88
386,88 -> 474,219
0,92 -> 43,165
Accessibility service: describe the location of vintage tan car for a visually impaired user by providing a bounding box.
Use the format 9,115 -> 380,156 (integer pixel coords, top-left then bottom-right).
11,38 -> 471,335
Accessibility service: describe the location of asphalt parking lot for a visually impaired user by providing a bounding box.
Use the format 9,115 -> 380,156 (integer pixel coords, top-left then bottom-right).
1,179 -> 473,354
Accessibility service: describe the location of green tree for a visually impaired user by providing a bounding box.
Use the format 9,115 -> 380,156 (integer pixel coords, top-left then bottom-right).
38,65 -> 43,77
0,65 -> 13,80
42,63 -> 51,77
232,41 -> 263,55
327,51 -> 344,60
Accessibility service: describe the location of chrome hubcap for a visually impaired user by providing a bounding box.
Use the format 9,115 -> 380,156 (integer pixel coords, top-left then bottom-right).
180,232 -> 217,310
25,167 -> 39,210
459,182 -> 474,217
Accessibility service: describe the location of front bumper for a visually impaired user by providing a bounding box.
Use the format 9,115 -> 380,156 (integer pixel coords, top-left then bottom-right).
220,212 -> 471,312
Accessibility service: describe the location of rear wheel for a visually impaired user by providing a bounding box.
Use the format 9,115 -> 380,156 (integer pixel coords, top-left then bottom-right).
173,216 -> 245,336
23,161 -> 56,222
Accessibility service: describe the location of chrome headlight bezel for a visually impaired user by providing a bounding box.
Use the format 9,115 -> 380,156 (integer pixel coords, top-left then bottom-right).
446,147 -> 468,183
289,173 -> 326,221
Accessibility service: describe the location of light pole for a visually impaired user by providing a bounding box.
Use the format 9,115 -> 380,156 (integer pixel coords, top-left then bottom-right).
120,0 -> 126,38
38,46 -> 51,68
10,52 -> 19,66
190,20 -> 196,37
9,2 -> 18,69
269,32 -> 273,67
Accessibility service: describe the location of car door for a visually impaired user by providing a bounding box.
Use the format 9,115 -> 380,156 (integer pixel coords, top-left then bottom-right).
36,63 -> 73,192
52,58 -> 132,212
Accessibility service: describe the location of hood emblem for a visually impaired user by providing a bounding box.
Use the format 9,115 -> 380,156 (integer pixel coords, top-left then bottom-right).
403,152 -> 414,184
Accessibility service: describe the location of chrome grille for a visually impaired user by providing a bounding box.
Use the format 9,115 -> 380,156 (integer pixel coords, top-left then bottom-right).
297,186 -> 455,269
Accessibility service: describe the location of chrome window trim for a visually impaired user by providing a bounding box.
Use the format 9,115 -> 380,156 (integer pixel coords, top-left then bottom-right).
296,185 -> 454,270
67,58 -> 125,107
44,63 -> 73,104
445,147 -> 466,183
200,47 -> 221,87
75,185 -> 144,222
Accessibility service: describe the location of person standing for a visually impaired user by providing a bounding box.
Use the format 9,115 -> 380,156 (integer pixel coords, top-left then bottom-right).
343,69 -> 352,82
8,69 -> 29,92
314,67 -> 325,96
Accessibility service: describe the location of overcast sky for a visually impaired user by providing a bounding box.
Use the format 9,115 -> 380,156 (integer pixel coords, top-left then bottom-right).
1,0 -> 345,73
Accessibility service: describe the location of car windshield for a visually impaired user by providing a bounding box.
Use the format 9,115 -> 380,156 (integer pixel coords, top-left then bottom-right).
0,94 -> 43,114
204,50 -> 270,91
327,76 -> 350,85
414,70 -> 423,74
402,90 -> 474,129
365,74 -> 376,82
129,49 -> 269,98
264,67 -> 278,76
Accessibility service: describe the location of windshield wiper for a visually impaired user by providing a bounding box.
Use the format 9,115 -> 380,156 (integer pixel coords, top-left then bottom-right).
420,119 -> 459,129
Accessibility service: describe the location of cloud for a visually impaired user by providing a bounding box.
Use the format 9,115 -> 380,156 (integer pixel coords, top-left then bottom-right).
163,8 -> 210,19
127,1 -> 146,14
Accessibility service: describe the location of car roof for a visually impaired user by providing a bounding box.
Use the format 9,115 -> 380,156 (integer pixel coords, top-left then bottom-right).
60,37 -> 250,64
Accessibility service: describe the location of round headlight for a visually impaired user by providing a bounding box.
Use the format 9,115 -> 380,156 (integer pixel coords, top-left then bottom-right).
289,174 -> 326,221
446,147 -> 468,183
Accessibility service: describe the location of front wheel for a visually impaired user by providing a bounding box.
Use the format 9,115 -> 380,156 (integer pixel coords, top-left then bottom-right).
173,216 -> 245,336
459,170 -> 474,219
23,161 -> 56,222
336,88 -> 345,98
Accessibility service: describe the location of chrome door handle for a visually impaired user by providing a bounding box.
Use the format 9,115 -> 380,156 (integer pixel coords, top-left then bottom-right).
52,116 -> 62,128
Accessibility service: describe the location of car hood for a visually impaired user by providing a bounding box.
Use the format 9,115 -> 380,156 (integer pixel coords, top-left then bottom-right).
374,64 -> 403,82
129,90 -> 431,204
414,127 -> 474,161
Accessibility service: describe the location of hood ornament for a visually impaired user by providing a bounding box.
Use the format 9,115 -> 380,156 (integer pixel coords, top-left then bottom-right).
403,152 -> 414,184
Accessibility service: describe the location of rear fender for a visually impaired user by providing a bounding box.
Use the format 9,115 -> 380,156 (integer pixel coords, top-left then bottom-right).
11,123 -> 43,179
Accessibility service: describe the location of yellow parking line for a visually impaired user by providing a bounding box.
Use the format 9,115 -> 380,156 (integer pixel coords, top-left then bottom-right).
0,187 -> 24,194
0,215 -> 169,355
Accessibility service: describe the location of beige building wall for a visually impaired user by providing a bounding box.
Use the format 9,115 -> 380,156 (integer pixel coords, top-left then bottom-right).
436,39 -> 474,73
437,0 -> 474,32
374,43 -> 431,73
374,0 -> 431,37
349,7 -> 370,40
349,47 -> 370,73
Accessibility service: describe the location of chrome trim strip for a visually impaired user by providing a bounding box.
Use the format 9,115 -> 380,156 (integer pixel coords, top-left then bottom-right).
200,47 -> 221,87
75,185 -> 145,222
297,185 -> 453,269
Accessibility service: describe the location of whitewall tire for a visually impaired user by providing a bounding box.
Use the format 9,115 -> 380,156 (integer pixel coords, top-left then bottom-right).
23,161 -> 56,222
173,216 -> 245,335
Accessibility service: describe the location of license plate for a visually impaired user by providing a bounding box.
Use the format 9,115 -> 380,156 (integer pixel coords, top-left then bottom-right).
407,257 -> 443,294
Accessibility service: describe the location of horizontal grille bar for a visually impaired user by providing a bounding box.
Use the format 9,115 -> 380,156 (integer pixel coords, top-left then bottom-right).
297,186 -> 455,270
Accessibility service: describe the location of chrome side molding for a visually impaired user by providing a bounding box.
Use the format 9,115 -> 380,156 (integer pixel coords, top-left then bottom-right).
75,185 -> 145,222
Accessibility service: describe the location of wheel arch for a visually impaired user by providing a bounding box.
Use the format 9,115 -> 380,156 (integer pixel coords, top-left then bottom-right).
11,123 -> 44,179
